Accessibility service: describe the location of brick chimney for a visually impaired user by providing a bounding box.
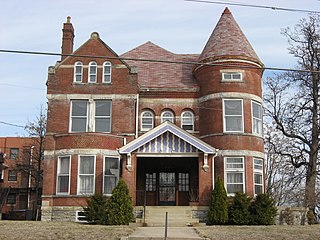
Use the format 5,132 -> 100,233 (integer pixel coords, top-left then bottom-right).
61,16 -> 74,61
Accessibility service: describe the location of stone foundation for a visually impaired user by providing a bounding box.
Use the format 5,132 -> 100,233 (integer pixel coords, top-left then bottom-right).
41,204 -> 84,222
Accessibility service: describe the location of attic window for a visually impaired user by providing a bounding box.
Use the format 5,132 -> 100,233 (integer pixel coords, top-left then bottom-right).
88,62 -> 97,83
103,62 -> 112,83
221,71 -> 243,82
74,62 -> 83,83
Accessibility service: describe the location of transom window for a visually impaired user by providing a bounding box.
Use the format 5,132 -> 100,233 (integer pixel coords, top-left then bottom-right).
146,173 -> 156,191
222,72 -> 242,81
74,61 -> 83,83
70,100 -> 112,133
57,156 -> 71,194
161,111 -> 174,123
223,99 -> 243,132
103,157 -> 120,195
181,111 -> 194,131
225,157 -> 245,195
78,156 -> 95,195
88,62 -> 97,83
103,62 -> 112,83
141,111 -> 154,131
253,158 -> 264,195
178,173 -> 189,191
252,101 -> 263,135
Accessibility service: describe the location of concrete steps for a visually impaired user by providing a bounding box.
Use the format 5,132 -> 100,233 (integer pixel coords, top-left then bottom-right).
139,206 -> 200,227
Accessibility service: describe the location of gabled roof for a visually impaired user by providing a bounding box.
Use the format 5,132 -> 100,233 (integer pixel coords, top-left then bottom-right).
119,121 -> 216,154
121,41 -> 199,89
199,8 -> 262,65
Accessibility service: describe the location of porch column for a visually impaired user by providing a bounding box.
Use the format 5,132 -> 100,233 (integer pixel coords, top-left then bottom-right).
198,154 -> 213,205
121,154 -> 137,206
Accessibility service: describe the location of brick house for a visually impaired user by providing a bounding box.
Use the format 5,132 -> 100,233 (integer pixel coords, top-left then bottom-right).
42,8 -> 264,222
0,137 -> 39,220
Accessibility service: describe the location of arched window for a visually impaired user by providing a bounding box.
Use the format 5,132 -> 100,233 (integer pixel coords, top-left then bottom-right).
88,61 -> 97,83
181,111 -> 194,131
103,62 -> 112,83
74,61 -> 83,83
141,111 -> 154,131
161,111 -> 174,123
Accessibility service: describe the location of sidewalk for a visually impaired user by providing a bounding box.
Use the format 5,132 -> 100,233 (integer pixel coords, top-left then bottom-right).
122,227 -> 208,240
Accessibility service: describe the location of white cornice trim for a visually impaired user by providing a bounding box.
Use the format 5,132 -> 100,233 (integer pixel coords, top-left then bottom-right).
44,149 -> 119,157
47,94 -> 137,100
219,150 -> 264,158
199,92 -> 262,103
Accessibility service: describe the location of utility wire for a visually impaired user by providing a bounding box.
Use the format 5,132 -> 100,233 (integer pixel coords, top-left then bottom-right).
184,0 -> 320,14
0,121 -> 25,128
1,49 -> 319,73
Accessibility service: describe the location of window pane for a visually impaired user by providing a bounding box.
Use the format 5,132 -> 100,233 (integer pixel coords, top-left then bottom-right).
95,101 -> 111,116
59,157 -> 70,174
253,102 -> 262,118
95,118 -> 111,132
255,185 -> 263,195
79,176 -> 94,194
72,101 -> 87,116
58,176 -> 69,193
225,100 -> 242,115
80,156 -> 94,174
225,116 -> 243,131
71,118 -> 87,132
104,157 -> 119,194
104,176 -> 117,194
227,184 -> 244,193
227,172 -> 243,183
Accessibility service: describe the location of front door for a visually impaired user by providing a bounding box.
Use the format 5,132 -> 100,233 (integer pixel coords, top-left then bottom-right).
159,172 -> 176,205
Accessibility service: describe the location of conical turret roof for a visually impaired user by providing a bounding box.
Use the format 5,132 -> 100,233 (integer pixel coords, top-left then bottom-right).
199,8 -> 262,65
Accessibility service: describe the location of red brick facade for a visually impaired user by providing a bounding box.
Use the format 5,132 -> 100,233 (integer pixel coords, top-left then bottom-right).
42,8 -> 265,221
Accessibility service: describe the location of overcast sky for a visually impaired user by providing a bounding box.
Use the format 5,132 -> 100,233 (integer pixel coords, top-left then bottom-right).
0,0 -> 318,136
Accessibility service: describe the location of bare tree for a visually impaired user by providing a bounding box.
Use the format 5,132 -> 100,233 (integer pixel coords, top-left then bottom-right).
15,106 -> 46,220
264,15 -> 320,211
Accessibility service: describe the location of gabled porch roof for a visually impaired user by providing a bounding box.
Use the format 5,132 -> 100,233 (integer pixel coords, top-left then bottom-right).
119,121 -> 216,154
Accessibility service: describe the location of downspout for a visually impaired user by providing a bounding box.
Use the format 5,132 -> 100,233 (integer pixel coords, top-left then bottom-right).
212,149 -> 219,189
135,93 -> 139,139
28,145 -> 34,209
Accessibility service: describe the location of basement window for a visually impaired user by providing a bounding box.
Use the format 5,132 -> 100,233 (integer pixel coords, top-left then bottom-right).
75,211 -> 87,223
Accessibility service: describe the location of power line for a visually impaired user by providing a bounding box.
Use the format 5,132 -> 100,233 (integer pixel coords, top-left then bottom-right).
0,121 -> 25,128
0,82 -> 45,90
0,49 -> 319,74
184,0 -> 320,14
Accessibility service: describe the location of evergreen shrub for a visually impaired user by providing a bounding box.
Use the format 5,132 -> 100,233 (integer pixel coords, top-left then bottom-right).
83,193 -> 108,225
248,193 -> 277,225
228,192 -> 251,225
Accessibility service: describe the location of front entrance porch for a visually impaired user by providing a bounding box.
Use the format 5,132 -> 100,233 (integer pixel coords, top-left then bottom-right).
136,157 -> 198,206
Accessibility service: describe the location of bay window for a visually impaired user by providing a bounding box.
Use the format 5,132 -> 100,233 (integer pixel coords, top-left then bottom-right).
103,157 -> 119,195
252,101 -> 263,135
254,158 -> 264,195
225,157 -> 245,195
78,156 -> 95,195
57,156 -> 71,194
223,99 -> 243,132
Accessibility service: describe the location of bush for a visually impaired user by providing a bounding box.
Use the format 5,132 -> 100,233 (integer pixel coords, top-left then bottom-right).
83,193 -> 108,225
307,209 -> 315,225
106,178 -> 134,225
207,177 -> 228,224
249,193 -> 277,225
228,192 -> 251,225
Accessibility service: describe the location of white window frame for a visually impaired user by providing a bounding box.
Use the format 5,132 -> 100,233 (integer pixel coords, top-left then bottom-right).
181,111 -> 194,131
252,101 -> 263,136
56,156 -> 71,195
103,156 -> 120,196
224,157 -> 245,196
70,100 -> 88,132
141,111 -> 154,131
94,100 -> 112,133
76,211 -> 88,223
161,111 -> 174,123
88,61 -> 97,83
221,71 -> 243,82
103,61 -> 112,83
223,99 -> 244,133
77,155 -> 96,195
253,158 -> 264,195
74,61 -> 83,83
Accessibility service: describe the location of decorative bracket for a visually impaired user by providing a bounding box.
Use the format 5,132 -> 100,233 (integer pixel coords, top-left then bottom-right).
126,153 -> 132,171
203,153 -> 209,172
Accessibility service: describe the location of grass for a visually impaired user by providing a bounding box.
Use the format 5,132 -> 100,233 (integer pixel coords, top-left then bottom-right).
0,221 -> 135,240
1,221 -> 320,240
195,225 -> 320,240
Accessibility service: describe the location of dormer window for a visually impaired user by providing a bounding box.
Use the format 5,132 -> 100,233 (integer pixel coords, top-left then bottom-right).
103,62 -> 112,83
74,61 -> 83,83
221,71 -> 243,82
88,62 -> 97,83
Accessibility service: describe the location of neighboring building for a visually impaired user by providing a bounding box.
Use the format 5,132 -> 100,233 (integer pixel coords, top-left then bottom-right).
42,8 -> 264,221
0,137 -> 39,220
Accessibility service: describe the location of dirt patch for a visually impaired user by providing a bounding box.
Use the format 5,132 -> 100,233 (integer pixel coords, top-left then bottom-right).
195,225 -> 320,240
0,221 -> 135,240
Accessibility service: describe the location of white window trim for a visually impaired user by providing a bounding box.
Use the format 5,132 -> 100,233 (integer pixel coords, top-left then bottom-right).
251,101 -> 263,136
223,99 -> 244,133
75,211 -> 88,223
0,168 -> 4,181
253,157 -> 264,195
56,155 -> 71,195
224,157 -> 245,196
69,100 -> 89,132
74,61 -> 83,83
77,155 -> 96,195
103,61 -> 112,83
93,100 -> 112,133
141,110 -> 154,131
103,156 -> 120,196
181,111 -> 195,131
88,61 -> 97,83
161,111 -> 174,123
221,70 -> 244,82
